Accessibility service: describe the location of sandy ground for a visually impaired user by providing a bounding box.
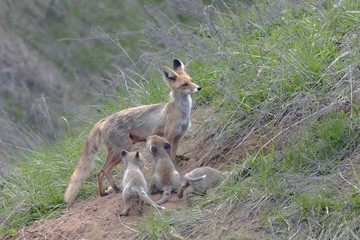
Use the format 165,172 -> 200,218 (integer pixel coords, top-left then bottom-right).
1,109 -> 267,240
2,149 -> 201,240
11,189 -> 186,240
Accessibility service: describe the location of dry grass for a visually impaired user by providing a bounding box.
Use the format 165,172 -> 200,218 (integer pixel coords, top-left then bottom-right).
134,0 -> 360,239
2,0 -> 360,238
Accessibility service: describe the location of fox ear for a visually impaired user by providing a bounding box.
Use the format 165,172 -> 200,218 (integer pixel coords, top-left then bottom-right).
151,146 -> 157,155
164,142 -> 171,149
173,59 -> 184,71
135,151 -> 140,159
162,66 -> 178,82
121,151 -> 127,157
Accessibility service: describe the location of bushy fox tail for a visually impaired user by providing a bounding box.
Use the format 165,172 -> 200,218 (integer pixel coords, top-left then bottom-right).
64,121 -> 103,206
184,174 -> 207,182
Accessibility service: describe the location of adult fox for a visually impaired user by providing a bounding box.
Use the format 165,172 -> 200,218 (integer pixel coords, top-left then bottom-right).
64,59 -> 201,206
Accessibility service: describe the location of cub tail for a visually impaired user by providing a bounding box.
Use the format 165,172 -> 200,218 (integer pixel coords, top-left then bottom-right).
156,186 -> 172,205
184,174 -> 207,182
136,188 -> 165,210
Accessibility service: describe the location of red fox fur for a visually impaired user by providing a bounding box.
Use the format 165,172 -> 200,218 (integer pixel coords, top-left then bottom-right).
64,59 -> 200,205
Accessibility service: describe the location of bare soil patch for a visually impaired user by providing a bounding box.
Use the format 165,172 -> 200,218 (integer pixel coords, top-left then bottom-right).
1,109 -> 267,240
2,156 -> 190,240
10,190 -> 186,240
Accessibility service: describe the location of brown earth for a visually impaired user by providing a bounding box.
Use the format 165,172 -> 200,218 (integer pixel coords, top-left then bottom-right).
2,154 -> 189,240
11,188 -> 186,240
1,109 -> 267,240
6,160 -> 265,240
3,154 -> 207,240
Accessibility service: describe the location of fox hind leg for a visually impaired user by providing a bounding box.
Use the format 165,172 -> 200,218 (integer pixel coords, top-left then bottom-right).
96,153 -> 121,196
97,141 -> 132,197
96,168 -> 107,196
102,152 -> 123,193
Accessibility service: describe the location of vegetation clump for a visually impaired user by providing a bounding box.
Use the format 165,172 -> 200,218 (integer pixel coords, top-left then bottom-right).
1,0 -> 360,239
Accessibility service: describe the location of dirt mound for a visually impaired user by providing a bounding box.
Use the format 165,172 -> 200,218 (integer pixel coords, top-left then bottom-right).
2,137 -> 200,240
3,157 -> 191,240
1,110 -> 264,240
10,191 -> 185,240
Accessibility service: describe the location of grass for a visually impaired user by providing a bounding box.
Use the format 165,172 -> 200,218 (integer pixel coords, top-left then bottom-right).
0,69 -> 168,233
135,0 -> 360,239
0,132 -> 85,233
136,111 -> 360,238
2,0 -> 360,239
0,0 -> 158,143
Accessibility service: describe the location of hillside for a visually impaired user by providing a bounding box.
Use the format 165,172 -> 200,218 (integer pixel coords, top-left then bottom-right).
1,0 -> 360,239
0,0 -> 159,172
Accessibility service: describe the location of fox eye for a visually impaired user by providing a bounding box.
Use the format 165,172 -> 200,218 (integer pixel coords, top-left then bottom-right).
181,83 -> 188,87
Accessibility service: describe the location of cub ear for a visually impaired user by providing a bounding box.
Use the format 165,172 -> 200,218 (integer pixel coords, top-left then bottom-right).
173,59 -> 184,71
164,142 -> 171,150
121,151 -> 127,157
151,146 -> 157,155
162,66 -> 178,82
135,151 -> 140,159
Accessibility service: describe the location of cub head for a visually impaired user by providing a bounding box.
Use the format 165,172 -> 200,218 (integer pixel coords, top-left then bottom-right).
161,59 -> 201,95
145,135 -> 171,157
121,150 -> 145,169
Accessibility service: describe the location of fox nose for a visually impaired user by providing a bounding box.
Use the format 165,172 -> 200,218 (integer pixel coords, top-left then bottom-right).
197,87 -> 201,91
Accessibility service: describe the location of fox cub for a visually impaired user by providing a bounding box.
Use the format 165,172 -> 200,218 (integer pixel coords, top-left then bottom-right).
178,167 -> 232,202
146,135 -> 181,205
64,59 -> 201,206
119,150 -> 165,216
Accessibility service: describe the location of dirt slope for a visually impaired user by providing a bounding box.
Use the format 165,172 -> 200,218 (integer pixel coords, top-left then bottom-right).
1,127 -> 204,240
4,155 -> 193,240
13,190 -> 186,240
1,109 -> 265,240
